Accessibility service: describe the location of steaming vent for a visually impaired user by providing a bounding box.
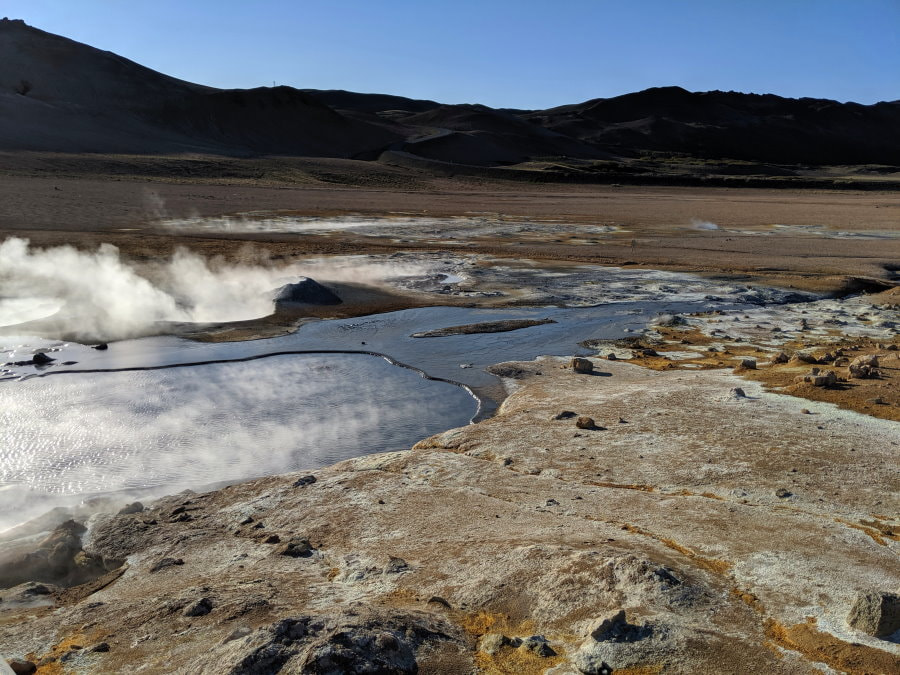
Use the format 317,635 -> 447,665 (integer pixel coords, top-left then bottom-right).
272,277 -> 342,307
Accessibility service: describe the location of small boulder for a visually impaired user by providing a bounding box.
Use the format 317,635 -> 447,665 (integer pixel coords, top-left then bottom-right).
739,358 -> 757,370
519,635 -> 556,657
7,659 -> 37,675
553,411 -> 578,420
479,633 -> 509,655
117,502 -> 144,515
771,352 -> 789,364
576,416 -> 601,430
292,475 -> 316,487
606,353 -> 617,361
31,352 -> 54,365
272,277 -> 342,307
571,357 -> 593,374
183,597 -> 213,617
149,557 -> 184,573
277,538 -> 313,558
847,590 -> 900,638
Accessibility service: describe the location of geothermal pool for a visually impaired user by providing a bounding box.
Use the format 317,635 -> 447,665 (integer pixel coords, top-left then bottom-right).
0,300 -> 737,531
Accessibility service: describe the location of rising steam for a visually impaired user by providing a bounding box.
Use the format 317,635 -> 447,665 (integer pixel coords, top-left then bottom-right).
0,237 -> 429,342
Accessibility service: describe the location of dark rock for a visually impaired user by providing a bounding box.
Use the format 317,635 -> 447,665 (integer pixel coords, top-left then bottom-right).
93,343 -> 108,351
576,416 -> 604,430
640,348 -> 659,357
606,353 -> 617,360
384,556 -> 409,574
292,475 -> 317,487
775,488 -> 793,499
7,659 -> 37,675
263,534 -> 281,544
31,352 -> 54,365
183,597 -> 213,617
272,277 -> 342,306
729,387 -> 746,398
117,502 -> 143,515
89,642 -> 110,653
552,410 -> 577,420
276,538 -> 313,558
847,590 -> 900,638
571,357 -> 593,374
519,635 -> 556,657
426,596 -> 452,609
149,557 -> 184,573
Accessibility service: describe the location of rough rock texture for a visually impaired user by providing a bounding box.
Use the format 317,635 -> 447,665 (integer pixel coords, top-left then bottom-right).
272,277 -> 342,307
1,358 -> 898,673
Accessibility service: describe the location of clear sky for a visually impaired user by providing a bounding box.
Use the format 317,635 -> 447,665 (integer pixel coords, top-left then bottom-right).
5,0 -> 899,108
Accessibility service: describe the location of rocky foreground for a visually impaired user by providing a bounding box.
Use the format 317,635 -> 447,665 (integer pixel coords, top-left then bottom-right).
2,351 -> 898,673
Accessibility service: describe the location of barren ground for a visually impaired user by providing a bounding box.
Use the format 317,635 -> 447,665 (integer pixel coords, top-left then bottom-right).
0,161 -> 898,674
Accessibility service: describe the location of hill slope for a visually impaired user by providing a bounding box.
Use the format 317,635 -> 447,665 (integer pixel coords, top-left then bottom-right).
0,18 -> 398,156
2,18 -> 899,168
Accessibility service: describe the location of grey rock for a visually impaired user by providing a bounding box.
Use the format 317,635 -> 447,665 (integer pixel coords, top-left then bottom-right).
272,277 -> 342,306
847,590 -> 900,638
519,634 -> 556,657
150,557 -> 184,573
553,410 -> 578,420
293,475 -> 317,487
276,538 -> 313,558
183,597 -> 213,617
478,633 -> 508,655
117,502 -> 144,515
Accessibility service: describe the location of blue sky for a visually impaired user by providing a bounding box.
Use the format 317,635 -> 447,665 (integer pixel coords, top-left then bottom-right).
6,1 -> 899,108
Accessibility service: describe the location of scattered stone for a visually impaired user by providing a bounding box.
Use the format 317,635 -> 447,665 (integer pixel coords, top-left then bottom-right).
576,416 -> 603,430
553,410 -> 578,420
31,352 -> 55,365
789,353 -> 817,365
239,516 -> 254,525
262,534 -> 281,544
849,363 -> 878,379
479,633 -> 509,655
606,353 -> 617,360
801,409 -> 811,415
729,387 -> 747,399
519,634 -> 556,657
571,357 -> 594,374
89,642 -> 110,653
292,475 -> 316,487
775,488 -> 792,499
183,597 -> 213,617
117,502 -> 144,515
640,348 -> 659,357
383,556 -> 409,574
6,659 -> 37,675
771,352 -> 789,363
149,557 -> 184,573
276,538 -> 313,558
739,358 -> 756,370
847,591 -> 900,638
851,354 -> 880,368
93,343 -> 108,351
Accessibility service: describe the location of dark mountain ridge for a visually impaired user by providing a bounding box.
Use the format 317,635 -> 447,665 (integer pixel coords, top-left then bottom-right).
2,19 -> 899,168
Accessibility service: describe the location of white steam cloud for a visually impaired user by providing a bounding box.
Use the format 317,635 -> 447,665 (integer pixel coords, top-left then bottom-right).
690,218 -> 719,230
0,238 -> 433,342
